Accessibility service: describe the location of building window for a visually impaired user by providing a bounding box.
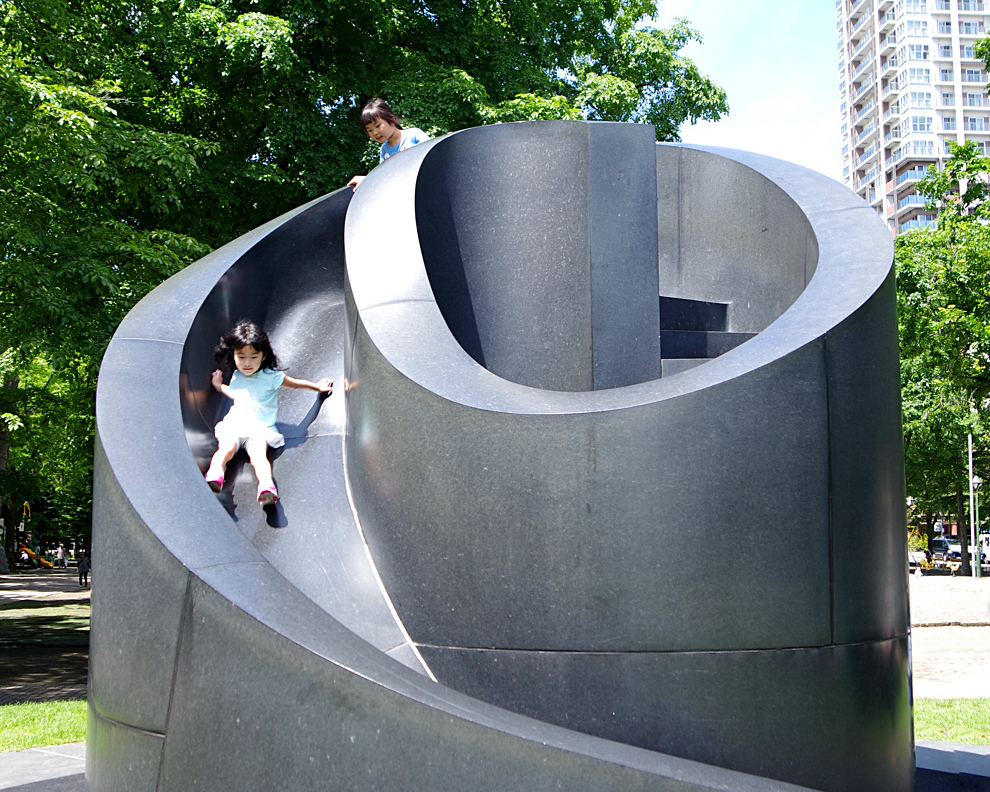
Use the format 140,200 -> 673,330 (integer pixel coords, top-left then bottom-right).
942,115 -> 957,129
938,21 -> 953,34
912,116 -> 933,132
906,19 -> 928,36
905,0 -> 927,10
910,91 -> 933,107
908,44 -> 930,60
961,45 -> 978,59
964,69 -> 987,83
960,22 -> 985,35
942,92 -> 955,106
941,68 -> 954,81
963,116 -> 987,130
939,44 -> 953,58
909,68 -> 931,84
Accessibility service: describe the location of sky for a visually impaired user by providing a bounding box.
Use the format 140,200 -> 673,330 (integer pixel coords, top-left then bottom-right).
652,0 -> 845,183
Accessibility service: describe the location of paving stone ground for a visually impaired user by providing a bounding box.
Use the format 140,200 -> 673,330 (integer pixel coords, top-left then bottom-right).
0,570 -> 90,706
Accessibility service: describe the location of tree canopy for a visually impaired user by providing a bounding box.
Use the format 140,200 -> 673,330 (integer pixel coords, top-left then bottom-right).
0,0 -> 729,551
895,141 -> 990,560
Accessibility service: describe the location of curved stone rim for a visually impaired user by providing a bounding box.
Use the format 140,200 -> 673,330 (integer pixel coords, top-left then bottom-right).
345,120 -> 893,413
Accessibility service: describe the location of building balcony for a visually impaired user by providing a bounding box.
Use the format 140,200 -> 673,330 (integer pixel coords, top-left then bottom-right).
878,11 -> 896,31
935,0 -> 952,8
851,13 -> 872,37
858,145 -> 881,167
852,56 -> 875,80
857,166 -> 880,189
963,97 -> 989,107
852,35 -> 874,59
885,129 -> 902,145
854,78 -> 877,103
958,1 -> 985,11
882,80 -> 900,97
851,0 -> 872,16
897,166 -> 931,185
962,73 -> 988,83
897,194 -> 929,216
856,99 -> 878,122
884,103 -> 902,121
900,215 -> 937,232
880,34 -> 898,55
857,122 -> 879,144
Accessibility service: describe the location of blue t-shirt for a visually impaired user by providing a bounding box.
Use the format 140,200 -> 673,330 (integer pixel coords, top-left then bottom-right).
227,368 -> 286,428
379,128 -> 430,162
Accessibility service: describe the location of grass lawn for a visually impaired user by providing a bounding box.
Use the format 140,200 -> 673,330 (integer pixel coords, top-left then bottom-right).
0,700 -> 87,752
915,698 -> 990,744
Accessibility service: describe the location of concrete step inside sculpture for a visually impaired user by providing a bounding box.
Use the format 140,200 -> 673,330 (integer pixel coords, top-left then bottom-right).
658,293 -> 757,375
91,120 -> 910,792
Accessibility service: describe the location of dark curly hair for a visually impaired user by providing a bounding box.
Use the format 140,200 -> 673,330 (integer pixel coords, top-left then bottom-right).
214,320 -> 280,375
360,98 -> 403,130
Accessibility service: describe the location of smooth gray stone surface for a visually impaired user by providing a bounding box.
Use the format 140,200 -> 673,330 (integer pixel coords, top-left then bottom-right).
588,121 -> 661,388
91,120 -> 908,792
419,636 -> 913,792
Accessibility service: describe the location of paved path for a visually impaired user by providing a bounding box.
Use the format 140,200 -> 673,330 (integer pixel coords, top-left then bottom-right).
909,571 -> 990,699
0,570 -> 91,707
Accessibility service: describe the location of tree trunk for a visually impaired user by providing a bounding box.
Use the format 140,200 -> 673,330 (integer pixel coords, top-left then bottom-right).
0,376 -> 15,572
958,482 -> 971,576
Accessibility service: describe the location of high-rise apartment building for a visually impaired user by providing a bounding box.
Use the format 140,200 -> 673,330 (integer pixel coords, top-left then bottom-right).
838,0 -> 990,233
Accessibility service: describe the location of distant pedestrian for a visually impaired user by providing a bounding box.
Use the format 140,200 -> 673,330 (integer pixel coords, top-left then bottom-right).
56,543 -> 66,569
78,552 -> 91,588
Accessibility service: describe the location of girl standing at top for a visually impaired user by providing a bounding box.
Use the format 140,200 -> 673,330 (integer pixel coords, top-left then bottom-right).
347,98 -> 430,190
205,320 -> 332,506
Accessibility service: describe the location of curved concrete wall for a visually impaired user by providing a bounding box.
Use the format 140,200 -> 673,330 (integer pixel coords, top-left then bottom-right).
90,121 -> 910,792
344,122 -> 911,791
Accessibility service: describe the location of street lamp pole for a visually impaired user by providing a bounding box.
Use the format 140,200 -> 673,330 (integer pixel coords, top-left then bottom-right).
970,435 -> 976,578
975,476 -> 983,579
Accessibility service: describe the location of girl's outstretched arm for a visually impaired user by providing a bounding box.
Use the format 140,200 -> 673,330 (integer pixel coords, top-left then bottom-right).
211,369 -> 236,400
282,375 -> 333,394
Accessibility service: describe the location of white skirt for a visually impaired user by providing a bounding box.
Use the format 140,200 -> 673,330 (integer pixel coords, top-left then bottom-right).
214,413 -> 285,450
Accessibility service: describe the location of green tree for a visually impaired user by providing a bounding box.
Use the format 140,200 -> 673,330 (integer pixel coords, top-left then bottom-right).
1,0 -> 728,562
896,141 -> 990,572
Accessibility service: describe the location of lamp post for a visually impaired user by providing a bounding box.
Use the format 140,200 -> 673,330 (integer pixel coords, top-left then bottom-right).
972,434 -> 982,577
974,476 -> 983,579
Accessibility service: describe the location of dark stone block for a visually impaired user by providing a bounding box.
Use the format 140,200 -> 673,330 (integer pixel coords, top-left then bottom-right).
659,329 -> 757,359
659,296 -> 729,331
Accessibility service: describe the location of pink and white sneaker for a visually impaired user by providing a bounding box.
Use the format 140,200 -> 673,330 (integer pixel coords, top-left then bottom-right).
257,484 -> 279,506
